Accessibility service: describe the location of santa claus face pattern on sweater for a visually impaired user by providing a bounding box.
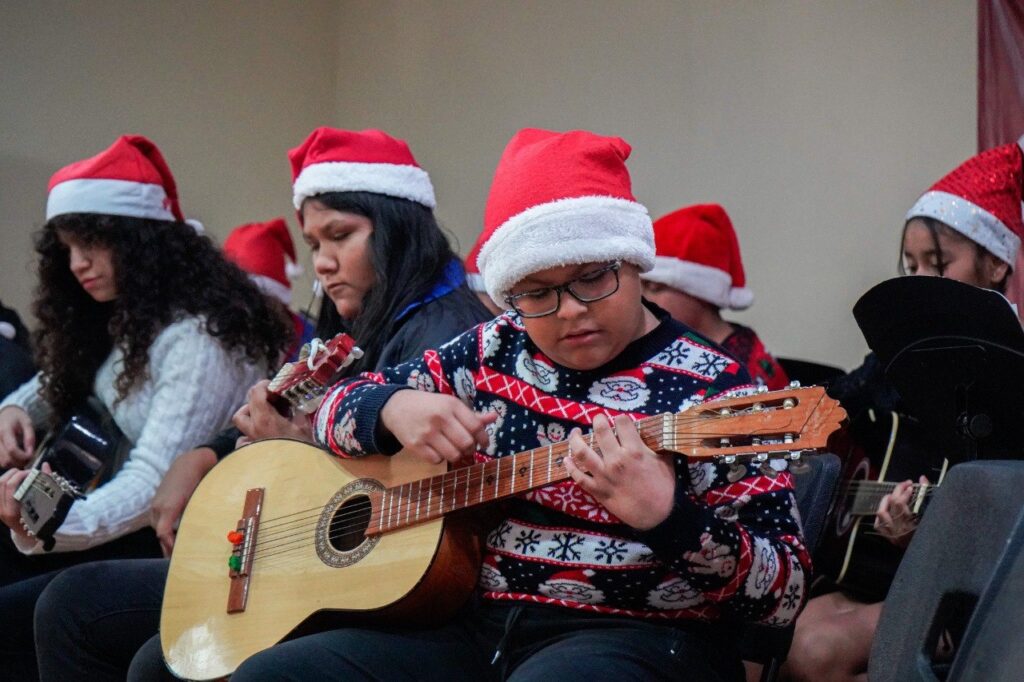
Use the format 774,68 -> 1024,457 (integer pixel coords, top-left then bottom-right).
313,307 -> 810,626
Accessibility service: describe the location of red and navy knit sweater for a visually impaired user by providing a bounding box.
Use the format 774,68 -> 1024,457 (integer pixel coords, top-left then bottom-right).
312,308 -> 810,627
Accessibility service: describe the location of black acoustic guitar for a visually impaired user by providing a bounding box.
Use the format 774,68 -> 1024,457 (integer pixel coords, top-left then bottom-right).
817,410 -> 947,601
12,398 -> 130,550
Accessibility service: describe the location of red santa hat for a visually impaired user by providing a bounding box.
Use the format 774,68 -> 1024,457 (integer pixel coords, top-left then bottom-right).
46,135 -> 184,223
642,204 -> 753,310
464,230 -> 487,294
224,218 -> 302,305
289,127 -> 435,211
905,136 -> 1024,266
475,128 -> 654,304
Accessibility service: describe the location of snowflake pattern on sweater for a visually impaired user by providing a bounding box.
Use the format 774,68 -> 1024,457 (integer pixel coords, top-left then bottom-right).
312,308 -> 810,626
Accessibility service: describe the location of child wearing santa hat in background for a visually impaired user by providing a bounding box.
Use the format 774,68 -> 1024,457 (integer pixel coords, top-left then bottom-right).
784,137 -> 1024,682
222,128 -> 808,682
641,204 -> 789,390
223,217 -> 316,360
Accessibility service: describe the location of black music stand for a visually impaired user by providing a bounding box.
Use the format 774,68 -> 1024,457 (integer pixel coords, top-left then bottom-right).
852,277 -> 1024,462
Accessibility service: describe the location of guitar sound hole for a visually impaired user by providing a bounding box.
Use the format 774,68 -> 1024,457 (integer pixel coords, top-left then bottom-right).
328,495 -> 371,552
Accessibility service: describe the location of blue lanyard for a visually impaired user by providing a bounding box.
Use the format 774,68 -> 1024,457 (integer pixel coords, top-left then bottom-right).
394,259 -> 465,321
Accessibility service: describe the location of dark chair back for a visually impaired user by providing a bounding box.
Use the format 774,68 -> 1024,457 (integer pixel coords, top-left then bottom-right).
792,452 -> 842,554
868,460 -> 1024,682
776,358 -> 845,388
947,509 -> 1024,681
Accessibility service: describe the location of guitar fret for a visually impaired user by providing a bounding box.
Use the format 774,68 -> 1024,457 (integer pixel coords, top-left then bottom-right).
494,459 -> 500,498
404,483 -> 411,525
377,492 -> 383,532
437,473 -> 444,516
415,480 -> 421,522
448,470 -> 456,512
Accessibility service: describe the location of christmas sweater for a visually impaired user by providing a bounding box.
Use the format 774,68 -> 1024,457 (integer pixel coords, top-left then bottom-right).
721,324 -> 789,391
312,308 -> 810,627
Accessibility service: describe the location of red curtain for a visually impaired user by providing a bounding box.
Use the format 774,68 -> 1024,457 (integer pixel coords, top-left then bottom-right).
979,0 -> 1024,312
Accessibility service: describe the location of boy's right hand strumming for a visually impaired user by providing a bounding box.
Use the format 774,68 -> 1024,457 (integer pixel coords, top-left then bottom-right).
380,391 -> 496,465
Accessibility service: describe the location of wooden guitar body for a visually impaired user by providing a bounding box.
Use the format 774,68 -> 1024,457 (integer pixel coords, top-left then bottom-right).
161,386 -> 846,680
161,440 -> 479,681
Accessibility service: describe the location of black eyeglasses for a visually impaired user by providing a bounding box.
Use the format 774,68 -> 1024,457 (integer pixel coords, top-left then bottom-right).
505,261 -> 622,318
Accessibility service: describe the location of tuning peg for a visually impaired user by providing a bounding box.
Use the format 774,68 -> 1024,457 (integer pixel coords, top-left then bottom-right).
756,384 -> 769,394
788,380 -> 801,388
759,461 -> 779,478
724,458 -> 749,481
788,452 -> 811,474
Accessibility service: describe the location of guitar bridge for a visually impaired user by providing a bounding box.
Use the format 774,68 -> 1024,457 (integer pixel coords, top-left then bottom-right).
227,488 -> 264,614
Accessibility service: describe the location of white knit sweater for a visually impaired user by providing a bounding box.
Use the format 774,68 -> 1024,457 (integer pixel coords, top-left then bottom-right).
0,316 -> 267,554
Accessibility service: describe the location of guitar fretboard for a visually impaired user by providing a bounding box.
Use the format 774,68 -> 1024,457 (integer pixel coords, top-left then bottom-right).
848,481 -> 934,517
367,414 -> 669,534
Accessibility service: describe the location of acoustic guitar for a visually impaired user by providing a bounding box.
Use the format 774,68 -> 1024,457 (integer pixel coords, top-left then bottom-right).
817,410 -> 947,599
13,398 -> 130,549
161,384 -> 845,680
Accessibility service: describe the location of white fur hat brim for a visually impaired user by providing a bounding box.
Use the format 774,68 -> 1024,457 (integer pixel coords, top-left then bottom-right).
292,160 -> 436,209
905,190 -> 1020,266
477,195 -> 655,304
642,256 -> 753,310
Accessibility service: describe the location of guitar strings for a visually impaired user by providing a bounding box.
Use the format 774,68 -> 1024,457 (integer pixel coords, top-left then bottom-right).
839,477 -> 937,489
252,432 -> 750,542
249,435 -> 809,563
250,417 -> 797,544
207,401 -> 825,562
251,406 -> 805,534
249,427 -> 811,556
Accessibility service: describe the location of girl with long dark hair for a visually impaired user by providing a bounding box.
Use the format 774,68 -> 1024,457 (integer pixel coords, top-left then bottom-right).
0,135 -> 292,679
32,128 -> 492,682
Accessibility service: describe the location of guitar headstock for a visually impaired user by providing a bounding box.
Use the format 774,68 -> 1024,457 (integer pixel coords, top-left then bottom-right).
664,385 -> 846,462
267,333 -> 363,414
13,469 -> 83,551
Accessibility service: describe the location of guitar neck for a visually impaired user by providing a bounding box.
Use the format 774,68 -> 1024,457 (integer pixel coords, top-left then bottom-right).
367,385 -> 843,535
368,414 -> 668,534
848,481 -> 935,517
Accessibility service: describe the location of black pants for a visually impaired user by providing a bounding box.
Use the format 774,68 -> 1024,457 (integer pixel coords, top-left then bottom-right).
34,557 -> 167,681
0,530 -> 161,681
38,558 -> 744,682
143,600 -> 744,681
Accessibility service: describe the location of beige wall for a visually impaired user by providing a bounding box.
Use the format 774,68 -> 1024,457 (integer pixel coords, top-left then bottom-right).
0,0 -> 338,320
333,0 -> 977,369
1,1 -> 976,370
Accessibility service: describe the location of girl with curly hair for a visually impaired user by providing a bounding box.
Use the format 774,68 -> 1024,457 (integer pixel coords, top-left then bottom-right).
0,136 -> 291,591
30,128 -> 492,682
